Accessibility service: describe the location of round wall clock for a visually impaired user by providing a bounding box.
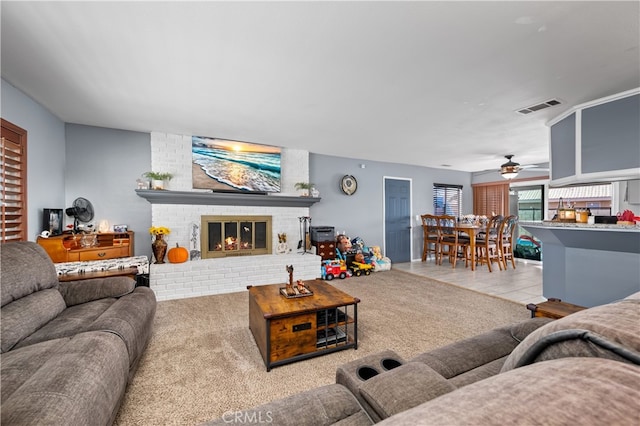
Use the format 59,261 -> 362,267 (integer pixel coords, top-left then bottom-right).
340,175 -> 358,195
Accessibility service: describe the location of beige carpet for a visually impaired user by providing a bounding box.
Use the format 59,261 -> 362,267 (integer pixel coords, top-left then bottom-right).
114,269 -> 530,425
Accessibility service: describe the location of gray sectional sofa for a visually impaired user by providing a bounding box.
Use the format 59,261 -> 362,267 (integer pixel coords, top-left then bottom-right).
1,241 -> 157,425
206,291 -> 640,425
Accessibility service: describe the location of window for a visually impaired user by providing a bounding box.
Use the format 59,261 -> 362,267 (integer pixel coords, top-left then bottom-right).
513,185 -> 544,221
1,119 -> 28,242
472,182 -> 510,217
548,184 -> 612,218
433,183 -> 462,217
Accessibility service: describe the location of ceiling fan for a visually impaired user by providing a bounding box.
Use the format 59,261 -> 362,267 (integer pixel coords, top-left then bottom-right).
476,155 -> 549,179
499,155 -> 550,179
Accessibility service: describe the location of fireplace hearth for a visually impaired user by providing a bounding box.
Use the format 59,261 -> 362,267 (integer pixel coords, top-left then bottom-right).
201,215 -> 272,258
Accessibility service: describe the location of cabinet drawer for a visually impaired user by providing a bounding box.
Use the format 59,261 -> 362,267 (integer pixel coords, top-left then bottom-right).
78,246 -> 129,261
269,313 -> 317,362
315,241 -> 336,260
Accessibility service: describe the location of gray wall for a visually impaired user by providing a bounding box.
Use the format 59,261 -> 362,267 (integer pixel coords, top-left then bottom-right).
4,76 -> 475,261
65,124 -> 151,257
309,154 -> 472,261
1,78 -> 66,240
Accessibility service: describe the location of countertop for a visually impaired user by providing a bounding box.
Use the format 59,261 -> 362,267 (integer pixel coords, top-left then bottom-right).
521,221 -> 639,232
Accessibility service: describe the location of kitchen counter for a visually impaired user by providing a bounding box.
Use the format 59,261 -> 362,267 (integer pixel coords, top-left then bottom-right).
521,221 -> 640,307
521,221 -> 639,231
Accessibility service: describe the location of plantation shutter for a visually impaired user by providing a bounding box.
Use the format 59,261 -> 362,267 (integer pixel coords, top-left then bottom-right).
472,182 -> 510,217
1,119 -> 28,242
433,183 -> 462,217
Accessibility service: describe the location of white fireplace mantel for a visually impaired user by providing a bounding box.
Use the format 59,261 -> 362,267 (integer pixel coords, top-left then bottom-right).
135,189 -> 321,207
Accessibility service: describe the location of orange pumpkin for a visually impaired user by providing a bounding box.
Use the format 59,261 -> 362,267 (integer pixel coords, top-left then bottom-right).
167,243 -> 189,263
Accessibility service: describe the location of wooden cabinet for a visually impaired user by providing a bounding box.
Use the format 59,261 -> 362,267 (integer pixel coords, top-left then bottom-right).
549,88 -> 640,186
314,240 -> 336,260
37,231 -> 134,263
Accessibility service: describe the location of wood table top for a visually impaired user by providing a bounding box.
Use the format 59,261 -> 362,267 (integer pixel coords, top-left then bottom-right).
247,279 -> 360,319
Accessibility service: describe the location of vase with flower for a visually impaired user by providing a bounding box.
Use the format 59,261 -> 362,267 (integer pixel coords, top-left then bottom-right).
149,226 -> 171,264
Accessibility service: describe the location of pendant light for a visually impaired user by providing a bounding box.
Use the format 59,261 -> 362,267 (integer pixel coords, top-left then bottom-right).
500,155 -> 520,179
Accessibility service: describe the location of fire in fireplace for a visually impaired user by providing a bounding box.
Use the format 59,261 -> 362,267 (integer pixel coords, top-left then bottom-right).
201,215 -> 272,258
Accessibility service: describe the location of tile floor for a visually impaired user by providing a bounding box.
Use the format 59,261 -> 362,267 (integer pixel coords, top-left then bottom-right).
393,256 -> 546,306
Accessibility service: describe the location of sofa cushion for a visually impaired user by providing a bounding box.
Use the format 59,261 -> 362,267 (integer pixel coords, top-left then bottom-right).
411,317 -> 551,378
87,286 -> 157,368
378,358 -> 640,426
1,337 -> 68,403
11,298 -> 116,351
359,362 -> 456,420
1,241 -> 59,307
1,289 -> 66,353
58,276 -> 135,306
203,384 -> 373,426
501,298 -> 640,372
1,331 -> 130,426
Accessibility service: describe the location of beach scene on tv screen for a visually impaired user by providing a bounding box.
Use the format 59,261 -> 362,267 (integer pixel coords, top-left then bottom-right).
192,136 -> 281,193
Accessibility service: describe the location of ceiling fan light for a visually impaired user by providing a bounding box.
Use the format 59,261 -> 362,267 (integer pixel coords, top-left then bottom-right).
500,155 -> 520,179
501,169 -> 519,179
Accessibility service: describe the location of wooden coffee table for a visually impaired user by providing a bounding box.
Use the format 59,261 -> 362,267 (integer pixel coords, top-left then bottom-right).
248,280 -> 360,371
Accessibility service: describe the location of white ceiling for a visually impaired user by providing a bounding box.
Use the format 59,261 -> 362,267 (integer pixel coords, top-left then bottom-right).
2,1 -> 639,173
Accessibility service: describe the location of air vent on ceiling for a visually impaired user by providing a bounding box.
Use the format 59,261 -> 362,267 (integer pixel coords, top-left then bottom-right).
516,99 -> 562,115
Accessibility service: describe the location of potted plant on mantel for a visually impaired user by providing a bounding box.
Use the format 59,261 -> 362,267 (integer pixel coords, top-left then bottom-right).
144,171 -> 174,190
294,182 -> 314,197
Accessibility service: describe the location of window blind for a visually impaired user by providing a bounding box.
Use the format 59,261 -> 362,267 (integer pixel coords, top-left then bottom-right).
433,183 -> 462,217
472,182 -> 509,217
1,119 -> 28,242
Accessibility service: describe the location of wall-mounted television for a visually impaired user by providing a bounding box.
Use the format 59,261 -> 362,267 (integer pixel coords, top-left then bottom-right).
192,136 -> 281,193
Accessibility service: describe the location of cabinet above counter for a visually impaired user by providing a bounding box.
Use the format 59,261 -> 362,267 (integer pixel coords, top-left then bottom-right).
548,88 -> 640,186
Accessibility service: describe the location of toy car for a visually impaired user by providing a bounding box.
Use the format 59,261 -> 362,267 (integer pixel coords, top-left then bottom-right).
321,259 -> 349,280
349,261 -> 374,277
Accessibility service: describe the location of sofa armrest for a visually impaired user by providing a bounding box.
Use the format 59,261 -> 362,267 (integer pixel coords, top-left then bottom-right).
359,362 -> 456,420
411,317 -> 552,378
57,277 -> 135,306
501,298 -> 640,372
378,358 -> 640,426
203,384 -> 372,426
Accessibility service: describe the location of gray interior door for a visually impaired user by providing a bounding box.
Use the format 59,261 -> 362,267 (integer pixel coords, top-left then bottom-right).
384,178 -> 411,262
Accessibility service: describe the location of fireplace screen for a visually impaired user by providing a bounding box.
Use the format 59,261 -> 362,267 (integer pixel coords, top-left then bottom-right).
201,215 -> 271,258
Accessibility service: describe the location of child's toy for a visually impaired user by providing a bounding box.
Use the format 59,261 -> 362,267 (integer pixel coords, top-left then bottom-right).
321,259 -> 350,280
368,245 -> 391,271
349,261 -> 374,277
370,245 -> 383,260
351,236 -> 365,252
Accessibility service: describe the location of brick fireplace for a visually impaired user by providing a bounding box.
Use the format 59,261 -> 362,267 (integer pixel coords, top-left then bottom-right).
143,132 -> 322,301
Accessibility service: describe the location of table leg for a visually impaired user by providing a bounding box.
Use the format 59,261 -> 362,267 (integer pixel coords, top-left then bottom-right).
470,229 -> 476,271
